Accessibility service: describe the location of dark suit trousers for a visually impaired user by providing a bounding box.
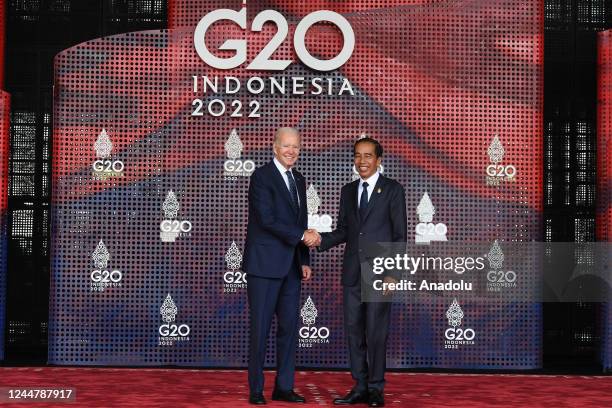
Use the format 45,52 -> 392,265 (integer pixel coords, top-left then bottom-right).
343,281 -> 391,392
247,265 -> 301,394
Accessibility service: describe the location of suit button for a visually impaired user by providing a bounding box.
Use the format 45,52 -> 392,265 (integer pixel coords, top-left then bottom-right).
359,232 -> 363,235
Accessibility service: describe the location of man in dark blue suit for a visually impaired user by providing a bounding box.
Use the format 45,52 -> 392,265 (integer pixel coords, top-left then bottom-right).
317,137 -> 407,407
243,127 -> 319,405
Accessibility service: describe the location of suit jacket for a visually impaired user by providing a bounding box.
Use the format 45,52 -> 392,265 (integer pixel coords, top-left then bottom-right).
319,174 -> 407,286
243,160 -> 310,279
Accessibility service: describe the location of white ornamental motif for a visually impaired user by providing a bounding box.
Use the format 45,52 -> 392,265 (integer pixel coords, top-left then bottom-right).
225,241 -> 243,271
446,298 -> 464,328
417,192 -> 435,223
163,190 -> 180,219
487,240 -> 504,270
487,135 -> 505,163
94,129 -> 113,159
160,294 -> 178,323
301,296 -> 318,326
225,129 -> 243,160
306,184 -> 321,216
92,240 -> 110,269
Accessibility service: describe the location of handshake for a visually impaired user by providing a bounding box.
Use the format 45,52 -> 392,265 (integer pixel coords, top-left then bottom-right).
302,229 -> 321,248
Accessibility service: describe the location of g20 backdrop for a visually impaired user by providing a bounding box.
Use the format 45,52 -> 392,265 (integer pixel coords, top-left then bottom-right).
49,0 -> 544,368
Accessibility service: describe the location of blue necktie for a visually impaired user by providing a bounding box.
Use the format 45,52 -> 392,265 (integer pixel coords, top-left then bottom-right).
286,170 -> 299,212
359,182 -> 369,219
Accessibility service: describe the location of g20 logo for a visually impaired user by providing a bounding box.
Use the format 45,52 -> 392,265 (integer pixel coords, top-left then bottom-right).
194,9 -> 355,71
486,164 -> 516,179
92,159 -> 124,174
445,327 -> 475,341
487,270 -> 517,283
159,323 -> 190,337
160,220 -> 193,233
415,223 -> 448,237
299,326 -> 330,339
224,159 -> 255,174
91,270 -> 122,283
308,214 -> 333,230
223,271 -> 247,284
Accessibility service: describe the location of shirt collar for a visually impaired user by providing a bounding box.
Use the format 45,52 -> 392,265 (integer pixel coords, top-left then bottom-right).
360,171 -> 380,188
273,156 -> 293,175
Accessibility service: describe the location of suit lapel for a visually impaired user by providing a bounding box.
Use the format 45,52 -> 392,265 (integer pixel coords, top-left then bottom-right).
350,180 -> 361,222
294,170 -> 307,219
361,175 -> 387,223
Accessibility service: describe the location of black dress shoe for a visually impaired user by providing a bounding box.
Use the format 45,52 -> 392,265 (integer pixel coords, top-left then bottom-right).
249,393 -> 267,405
368,389 -> 384,407
333,389 -> 369,405
271,389 -> 306,403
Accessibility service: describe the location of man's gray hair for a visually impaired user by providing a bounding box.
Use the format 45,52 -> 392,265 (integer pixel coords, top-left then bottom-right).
274,127 -> 301,145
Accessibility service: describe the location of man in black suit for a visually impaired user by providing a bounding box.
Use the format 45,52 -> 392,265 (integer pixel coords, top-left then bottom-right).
317,137 -> 407,407
243,127 -> 319,405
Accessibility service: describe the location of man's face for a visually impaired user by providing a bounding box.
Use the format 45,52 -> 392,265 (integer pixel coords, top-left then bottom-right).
273,131 -> 301,169
354,141 -> 381,179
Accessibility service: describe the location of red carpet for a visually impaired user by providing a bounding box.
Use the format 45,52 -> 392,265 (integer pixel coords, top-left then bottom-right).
0,368 -> 611,407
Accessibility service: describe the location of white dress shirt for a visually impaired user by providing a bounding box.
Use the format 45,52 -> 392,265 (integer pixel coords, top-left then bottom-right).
357,171 -> 380,206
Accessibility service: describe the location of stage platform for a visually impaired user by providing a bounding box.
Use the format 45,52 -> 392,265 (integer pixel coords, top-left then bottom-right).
0,368 -> 611,407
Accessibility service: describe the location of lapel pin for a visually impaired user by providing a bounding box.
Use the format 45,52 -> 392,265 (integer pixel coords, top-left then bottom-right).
377,188 -> 382,194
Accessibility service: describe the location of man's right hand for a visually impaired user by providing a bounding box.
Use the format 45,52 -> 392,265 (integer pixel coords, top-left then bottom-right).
302,229 -> 321,248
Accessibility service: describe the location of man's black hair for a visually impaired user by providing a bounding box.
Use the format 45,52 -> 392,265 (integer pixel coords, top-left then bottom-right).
354,137 -> 383,157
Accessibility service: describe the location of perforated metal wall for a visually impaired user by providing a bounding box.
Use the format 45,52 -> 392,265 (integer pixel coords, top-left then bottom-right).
0,0 -> 9,360
0,91 -> 8,361
597,29 -> 612,370
0,0 -> 4,88
49,0 -> 543,368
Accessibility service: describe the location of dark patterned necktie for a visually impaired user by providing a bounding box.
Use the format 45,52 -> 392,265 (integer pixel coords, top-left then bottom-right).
359,182 -> 369,219
286,170 -> 299,212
